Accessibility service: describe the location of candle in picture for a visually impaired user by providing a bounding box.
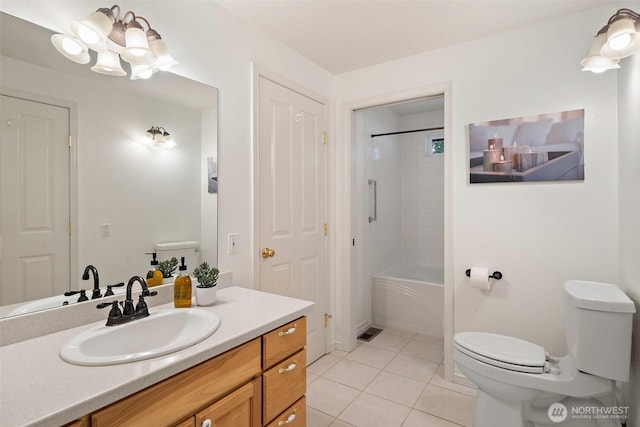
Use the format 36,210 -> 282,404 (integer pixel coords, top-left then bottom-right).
492,154 -> 513,174
487,133 -> 503,150
516,150 -> 538,172
483,148 -> 501,171
502,140 -> 519,164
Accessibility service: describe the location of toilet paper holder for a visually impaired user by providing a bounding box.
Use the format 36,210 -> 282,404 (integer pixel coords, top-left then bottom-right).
465,269 -> 503,280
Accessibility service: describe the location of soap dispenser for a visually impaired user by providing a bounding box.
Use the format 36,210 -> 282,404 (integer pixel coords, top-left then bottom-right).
174,256 -> 192,308
146,252 -> 163,288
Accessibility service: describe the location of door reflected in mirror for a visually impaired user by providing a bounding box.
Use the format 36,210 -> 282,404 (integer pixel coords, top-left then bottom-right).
0,12 -> 218,318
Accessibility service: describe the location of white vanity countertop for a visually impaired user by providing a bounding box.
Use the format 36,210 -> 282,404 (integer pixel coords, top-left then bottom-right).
0,287 -> 314,427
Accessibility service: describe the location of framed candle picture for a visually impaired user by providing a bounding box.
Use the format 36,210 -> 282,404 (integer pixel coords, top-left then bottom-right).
468,109 -> 584,184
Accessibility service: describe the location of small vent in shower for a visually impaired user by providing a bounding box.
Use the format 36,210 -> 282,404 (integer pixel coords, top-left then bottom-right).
357,327 -> 383,342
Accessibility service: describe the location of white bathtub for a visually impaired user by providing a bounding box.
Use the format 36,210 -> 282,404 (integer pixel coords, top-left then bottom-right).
372,264 -> 444,337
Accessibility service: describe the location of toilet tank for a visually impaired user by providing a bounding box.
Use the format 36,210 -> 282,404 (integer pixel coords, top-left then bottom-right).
154,241 -> 201,275
563,280 -> 635,381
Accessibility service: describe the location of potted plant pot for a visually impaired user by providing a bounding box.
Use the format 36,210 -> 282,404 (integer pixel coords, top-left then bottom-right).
195,285 -> 217,306
192,262 -> 219,307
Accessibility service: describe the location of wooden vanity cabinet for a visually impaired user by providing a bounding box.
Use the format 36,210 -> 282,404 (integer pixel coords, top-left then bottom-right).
91,338 -> 261,427
81,316 -> 307,427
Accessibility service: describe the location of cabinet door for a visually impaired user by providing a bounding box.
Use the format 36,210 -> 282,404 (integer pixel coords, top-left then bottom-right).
195,378 -> 261,427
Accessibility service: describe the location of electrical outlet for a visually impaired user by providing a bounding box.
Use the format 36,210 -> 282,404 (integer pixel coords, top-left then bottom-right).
228,233 -> 239,255
101,223 -> 111,238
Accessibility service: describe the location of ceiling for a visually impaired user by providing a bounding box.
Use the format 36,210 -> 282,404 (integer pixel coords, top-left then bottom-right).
216,0 -> 615,74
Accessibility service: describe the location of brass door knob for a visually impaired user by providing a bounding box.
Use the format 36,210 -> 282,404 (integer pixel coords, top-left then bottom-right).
261,248 -> 275,258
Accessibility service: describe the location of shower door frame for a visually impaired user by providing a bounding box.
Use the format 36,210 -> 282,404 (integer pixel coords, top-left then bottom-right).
334,82 -> 455,382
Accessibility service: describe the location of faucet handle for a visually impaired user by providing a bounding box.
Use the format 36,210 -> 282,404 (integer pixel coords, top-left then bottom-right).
64,289 -> 88,302
142,289 -> 158,297
135,295 -> 149,315
104,282 -> 125,296
97,300 -> 123,318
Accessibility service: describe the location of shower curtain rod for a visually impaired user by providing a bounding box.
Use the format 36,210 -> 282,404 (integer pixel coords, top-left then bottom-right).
371,126 -> 444,138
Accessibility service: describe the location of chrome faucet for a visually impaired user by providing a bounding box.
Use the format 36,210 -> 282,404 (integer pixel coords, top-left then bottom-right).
96,275 -> 157,326
82,265 -> 101,299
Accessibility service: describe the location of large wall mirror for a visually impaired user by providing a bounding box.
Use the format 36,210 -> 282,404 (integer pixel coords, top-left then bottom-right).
0,12 -> 218,318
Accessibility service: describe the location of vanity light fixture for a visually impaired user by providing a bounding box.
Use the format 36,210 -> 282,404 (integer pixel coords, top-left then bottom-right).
581,8 -> 640,73
51,5 -> 177,79
145,126 -> 176,148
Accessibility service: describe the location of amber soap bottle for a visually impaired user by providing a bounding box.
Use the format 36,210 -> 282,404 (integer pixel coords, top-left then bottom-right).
146,252 -> 163,287
174,257 -> 192,308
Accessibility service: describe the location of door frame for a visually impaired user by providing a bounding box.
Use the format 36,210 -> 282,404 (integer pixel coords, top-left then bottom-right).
0,86 -> 79,293
251,65 -> 331,354
335,82 -> 455,381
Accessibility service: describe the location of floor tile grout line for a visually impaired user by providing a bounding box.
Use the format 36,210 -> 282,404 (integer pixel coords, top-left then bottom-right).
308,331 -> 468,427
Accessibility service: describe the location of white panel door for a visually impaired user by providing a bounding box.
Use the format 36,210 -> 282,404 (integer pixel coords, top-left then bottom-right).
0,95 -> 70,305
258,76 -> 326,364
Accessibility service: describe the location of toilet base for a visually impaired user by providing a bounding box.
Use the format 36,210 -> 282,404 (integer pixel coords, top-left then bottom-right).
475,389 -> 621,427
474,389 -> 533,427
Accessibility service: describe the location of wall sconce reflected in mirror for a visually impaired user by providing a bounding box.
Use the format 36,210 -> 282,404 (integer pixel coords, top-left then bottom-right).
145,126 -> 176,148
581,8 -> 640,73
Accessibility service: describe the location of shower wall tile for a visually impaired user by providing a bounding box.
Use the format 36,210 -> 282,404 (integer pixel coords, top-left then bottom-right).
399,111 -> 445,269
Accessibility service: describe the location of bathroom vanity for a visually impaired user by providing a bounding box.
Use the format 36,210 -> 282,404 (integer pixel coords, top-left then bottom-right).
0,287 -> 313,427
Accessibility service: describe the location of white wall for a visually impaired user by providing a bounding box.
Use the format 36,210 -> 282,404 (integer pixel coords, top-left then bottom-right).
1,55 -> 203,286
335,5 -> 620,359
0,0 -> 335,288
618,50 -> 640,427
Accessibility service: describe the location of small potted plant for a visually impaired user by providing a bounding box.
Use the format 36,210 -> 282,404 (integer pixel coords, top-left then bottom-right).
192,261 -> 219,306
158,257 -> 179,284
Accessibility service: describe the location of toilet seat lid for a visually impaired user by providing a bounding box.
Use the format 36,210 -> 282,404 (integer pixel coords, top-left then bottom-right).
454,332 -> 546,373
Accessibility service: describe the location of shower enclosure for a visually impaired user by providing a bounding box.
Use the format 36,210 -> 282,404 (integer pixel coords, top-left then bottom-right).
353,96 -> 445,337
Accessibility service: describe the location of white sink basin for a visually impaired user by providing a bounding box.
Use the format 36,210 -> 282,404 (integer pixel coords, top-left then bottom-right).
60,308 -> 221,366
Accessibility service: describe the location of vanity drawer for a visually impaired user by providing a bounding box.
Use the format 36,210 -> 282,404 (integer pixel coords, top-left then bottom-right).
262,317 -> 306,369
262,349 -> 306,424
91,338 -> 261,427
265,396 -> 306,427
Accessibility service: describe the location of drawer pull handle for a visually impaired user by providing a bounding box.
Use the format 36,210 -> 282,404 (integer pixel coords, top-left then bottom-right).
202,419 -> 212,427
278,324 -> 297,336
278,361 -> 297,374
278,409 -> 297,426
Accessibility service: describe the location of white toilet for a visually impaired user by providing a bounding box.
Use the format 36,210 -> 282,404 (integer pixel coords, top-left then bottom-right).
154,241 -> 201,275
454,280 -> 635,427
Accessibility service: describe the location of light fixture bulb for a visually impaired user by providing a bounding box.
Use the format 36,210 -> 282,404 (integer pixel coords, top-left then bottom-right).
130,64 -> 155,80
70,9 -> 113,51
609,33 -> 632,50
149,39 -> 178,71
125,26 -> 148,56
61,37 -> 85,55
122,22 -> 157,65
51,34 -> 90,64
600,14 -> 640,59
91,51 -> 127,76
76,25 -> 101,45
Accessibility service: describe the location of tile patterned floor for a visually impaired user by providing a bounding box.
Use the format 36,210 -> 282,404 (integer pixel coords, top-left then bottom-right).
306,328 -> 476,427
